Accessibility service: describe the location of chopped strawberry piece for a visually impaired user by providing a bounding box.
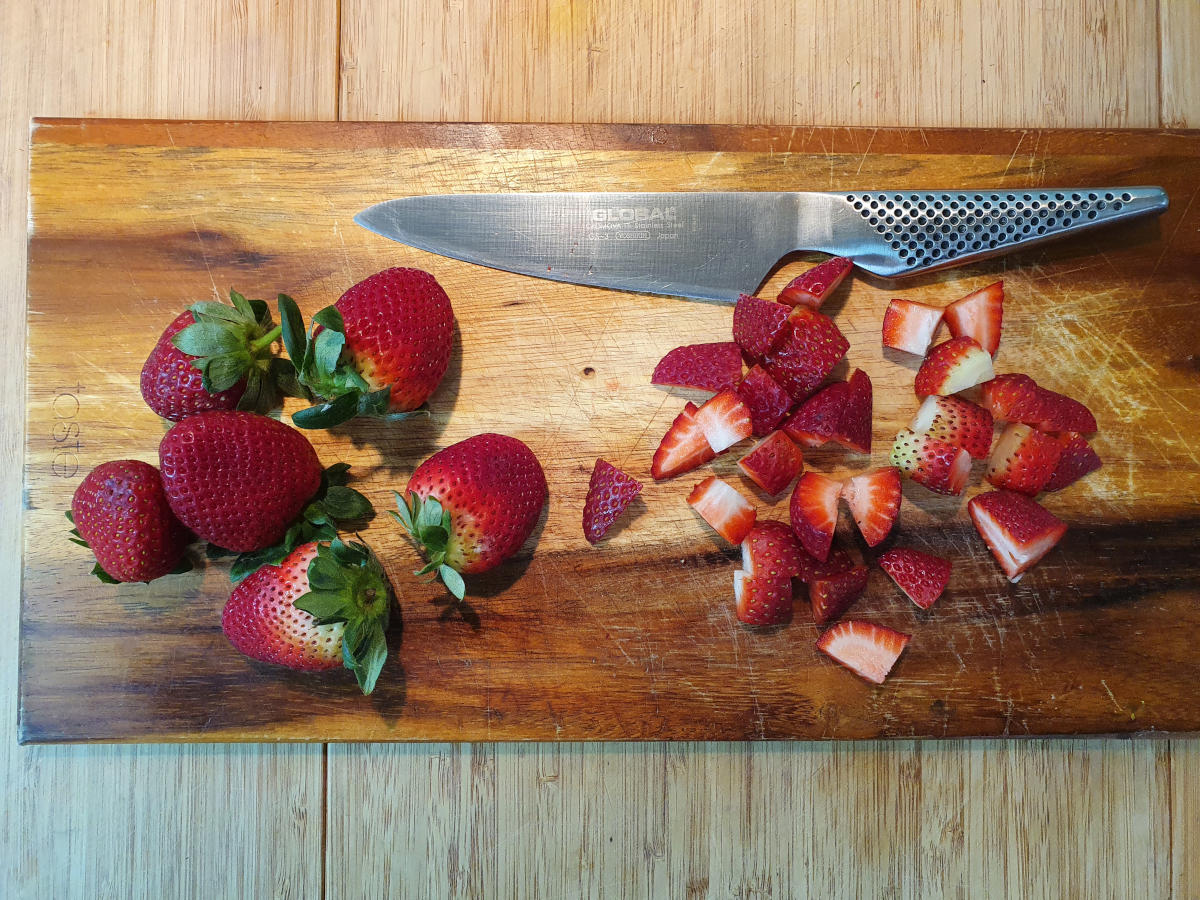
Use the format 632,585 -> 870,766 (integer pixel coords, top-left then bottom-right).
836,369 -> 873,453
732,294 -> 792,361
735,365 -> 793,436
944,281 -> 1004,356
782,380 -> 850,447
882,299 -> 944,356
650,402 -> 716,480
741,520 -> 809,580
890,428 -> 972,495
734,569 -> 793,626
810,565 -> 870,625
968,490 -> 1067,582
816,620 -> 910,684
688,475 -> 756,544
693,388 -> 753,454
840,467 -> 901,547
738,431 -> 804,496
914,336 -> 995,398
794,544 -> 855,584
877,548 -> 952,609
777,256 -> 854,309
582,459 -> 642,544
1043,433 -> 1102,492
980,373 -> 1097,434
987,423 -> 1063,495
651,342 -> 743,392
789,471 -> 843,561
763,307 -> 849,401
909,394 -> 993,459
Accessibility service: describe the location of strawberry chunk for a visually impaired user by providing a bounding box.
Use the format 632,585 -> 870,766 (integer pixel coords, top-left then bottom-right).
738,431 -> 804,497
688,476 -> 756,544
915,337 -> 995,398
650,402 -> 716,480
1043,433 -> 1102,492
840,467 -> 901,547
735,365 -> 793,436
693,388 -> 753,454
782,380 -> 850,447
877,547 -> 952,609
582,459 -> 642,544
777,256 -> 854,309
732,294 -> 792,361
981,373 -> 1097,434
968,490 -> 1067,582
741,520 -> 809,580
943,281 -> 1004,356
882,299 -> 943,356
987,423 -> 1063,495
836,368 -> 873,453
789,471 -> 843,561
810,565 -> 870,625
763,307 -> 849,401
734,570 -> 793,626
795,544 -> 855,584
890,428 -> 972,495
651,342 -> 743,392
909,394 -> 993,459
816,620 -> 910,684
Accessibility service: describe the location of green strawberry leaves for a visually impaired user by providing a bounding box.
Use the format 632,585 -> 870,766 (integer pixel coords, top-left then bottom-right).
389,491 -> 466,601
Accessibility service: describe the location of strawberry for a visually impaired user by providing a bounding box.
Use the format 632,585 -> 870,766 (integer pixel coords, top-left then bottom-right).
980,374 -> 1097,434
881,299 -> 944,356
763,307 -> 849,401
688,476 -> 757,544
782,380 -> 850,447
890,428 -> 972,495
693,388 -> 753,453
836,369 -> 872,453
909,394 -> 993,459
810,565 -> 870,625
968,490 -> 1067,582
650,402 -> 716,480
221,539 -> 393,694
943,281 -> 1004,356
283,268 -> 454,428
735,365 -> 793,436
68,460 -> 192,583
795,544 -> 855,584
582,459 -> 642,543
914,336 -> 994,398
789,471 -> 843,561
141,291 -> 299,421
777,256 -> 853,309
733,569 -> 793,626
651,342 -> 743,392
740,520 -> 808,580
877,547 -> 952,609
1043,433 -> 1103,492
816,620 -> 910,684
394,433 -> 547,598
738,430 -> 804,496
732,294 -> 792,361
840,467 -> 901,547
987,423 -> 1063,495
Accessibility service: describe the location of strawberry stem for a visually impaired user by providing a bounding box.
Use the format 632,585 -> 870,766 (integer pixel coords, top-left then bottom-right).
249,324 -> 282,354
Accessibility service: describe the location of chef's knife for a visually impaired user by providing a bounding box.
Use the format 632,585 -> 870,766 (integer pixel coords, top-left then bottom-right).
355,188 -> 1168,303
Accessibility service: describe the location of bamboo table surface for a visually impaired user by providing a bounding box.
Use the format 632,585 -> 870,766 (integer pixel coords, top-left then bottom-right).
3,2 -> 1199,897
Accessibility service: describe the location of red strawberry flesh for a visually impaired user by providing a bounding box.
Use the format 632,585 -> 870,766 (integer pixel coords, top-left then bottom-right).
582,459 -> 642,543
987,423 -> 1063,495
1044,434 -> 1103,492
736,365 -> 794,436
834,368 -> 873,453
914,337 -> 995,398
943,281 -> 1004,356
782,380 -> 851,447
651,402 -> 716,480
738,430 -> 804,497
688,476 -> 757,544
909,394 -> 994,459
890,427 -> 972,495
840,467 -> 901,547
651,342 -> 744,392
968,490 -> 1067,582
878,547 -> 952,609
789,471 -> 843,561
734,570 -> 793,626
810,565 -> 870,625
741,520 -> 809,580
732,294 -> 792,361
140,310 -> 248,420
794,544 -> 855,584
981,374 -> 1097,434
882,299 -> 944,356
816,620 -> 910,684
777,256 -> 853,309
764,307 -> 849,401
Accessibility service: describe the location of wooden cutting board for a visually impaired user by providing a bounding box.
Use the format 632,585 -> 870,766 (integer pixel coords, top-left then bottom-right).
20,120 -> 1200,743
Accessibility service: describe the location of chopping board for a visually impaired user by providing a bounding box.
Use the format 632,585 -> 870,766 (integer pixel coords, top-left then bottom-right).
20,120 -> 1200,743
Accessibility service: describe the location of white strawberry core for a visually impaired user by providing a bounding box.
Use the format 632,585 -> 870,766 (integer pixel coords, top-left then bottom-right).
969,504 -> 1061,582
909,395 -> 941,432
943,348 -> 995,395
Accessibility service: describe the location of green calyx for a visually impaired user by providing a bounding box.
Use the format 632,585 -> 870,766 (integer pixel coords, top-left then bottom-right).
293,538 -> 393,695
65,510 -> 192,584
389,491 -> 466,601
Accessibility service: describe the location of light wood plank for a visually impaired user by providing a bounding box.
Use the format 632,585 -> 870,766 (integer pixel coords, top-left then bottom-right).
1161,0 -> 1200,127
1173,740 -> 1200,899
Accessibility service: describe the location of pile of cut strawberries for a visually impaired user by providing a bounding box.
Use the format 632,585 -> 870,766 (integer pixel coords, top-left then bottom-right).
582,258 -> 1101,685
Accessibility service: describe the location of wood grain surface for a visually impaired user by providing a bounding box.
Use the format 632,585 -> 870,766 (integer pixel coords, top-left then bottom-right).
3,1 -> 1199,897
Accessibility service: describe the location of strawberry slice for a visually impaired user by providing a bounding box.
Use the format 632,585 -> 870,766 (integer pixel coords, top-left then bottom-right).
735,365 -> 793,436
781,380 -> 850,447
795,544 -> 855,584
763,307 -> 850,401
777,256 -> 854,309
741,520 -> 809,580
968,489 -> 1067,582
943,281 -> 1004,356
980,373 -> 1098,434
816,620 -> 910,684
882,299 -> 944,356
909,394 -> 993,459
987,423 -> 1063,495
692,388 -> 753,454
914,336 -> 995,398
890,428 -> 972,495
732,294 -> 792,361
789,471 -> 843,561
1043,433 -> 1103,492
582,459 -> 642,544
840,467 -> 901,547
877,547 -> 952,609
734,569 -> 793,626
651,342 -> 743,392
688,475 -> 756,544
738,431 -> 804,497
650,402 -> 716,480
835,368 -> 872,453
810,565 -> 870,625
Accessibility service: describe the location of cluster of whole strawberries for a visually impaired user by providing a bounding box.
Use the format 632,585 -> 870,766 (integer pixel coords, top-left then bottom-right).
68,268 -> 547,694
582,259 -> 1100,685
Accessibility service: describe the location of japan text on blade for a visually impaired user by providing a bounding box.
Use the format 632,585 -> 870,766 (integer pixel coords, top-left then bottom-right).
354,189 -> 1167,303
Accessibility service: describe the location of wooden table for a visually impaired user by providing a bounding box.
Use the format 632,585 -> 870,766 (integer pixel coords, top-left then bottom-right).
3,3 -> 1197,896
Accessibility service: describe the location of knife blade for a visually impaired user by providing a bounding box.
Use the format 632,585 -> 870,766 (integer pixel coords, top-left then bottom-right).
354,188 -> 1168,303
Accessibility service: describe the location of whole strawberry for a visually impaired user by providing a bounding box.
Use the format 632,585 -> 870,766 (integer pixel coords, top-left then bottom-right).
69,460 -> 192,583
392,433 -> 547,598
281,268 -> 454,428
222,539 -> 393,694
